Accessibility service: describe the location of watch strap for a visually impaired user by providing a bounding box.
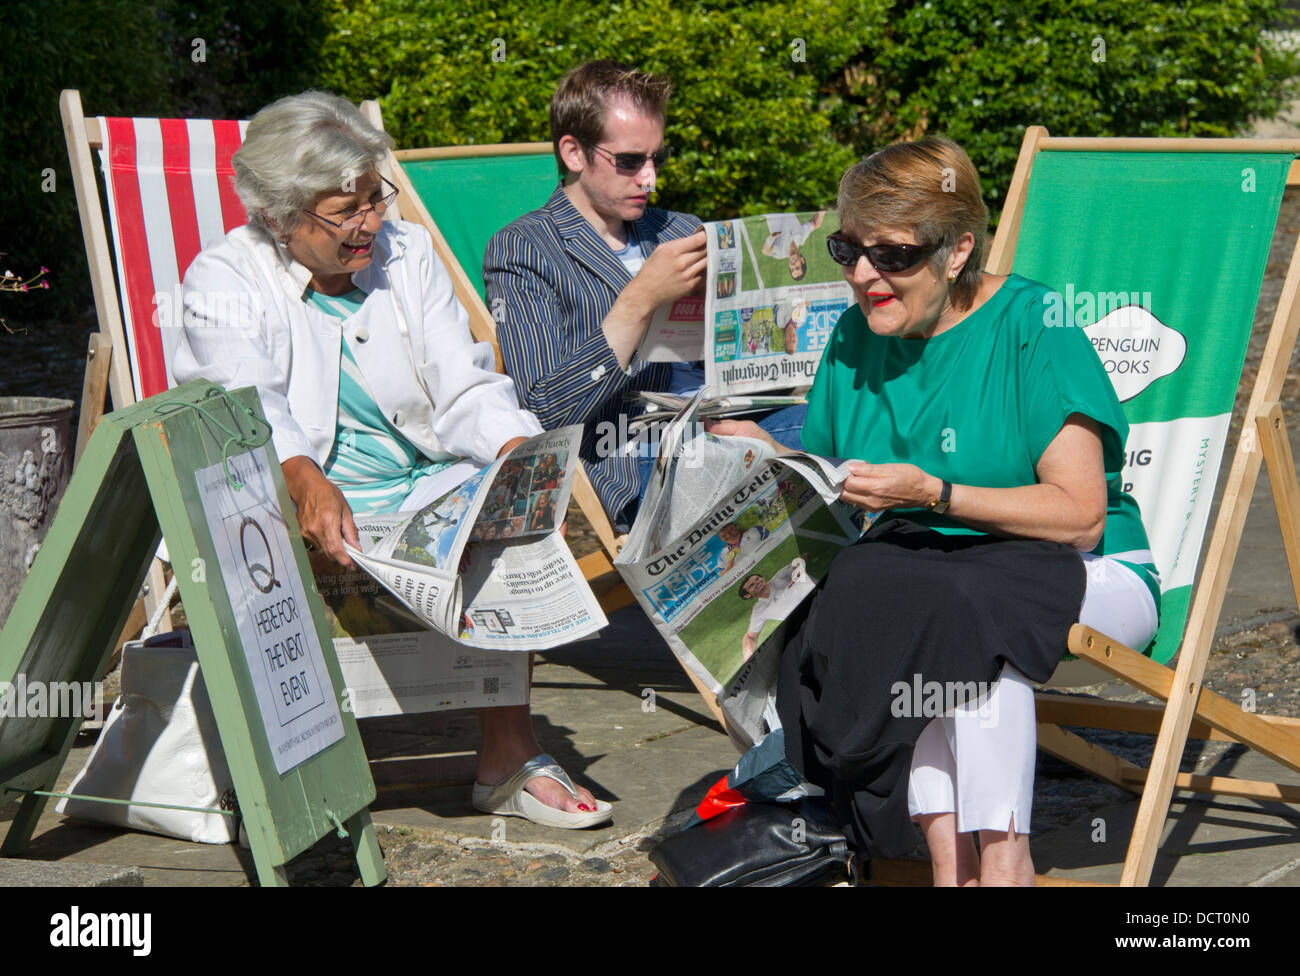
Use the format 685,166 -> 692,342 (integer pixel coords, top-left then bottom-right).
929,479 -> 952,515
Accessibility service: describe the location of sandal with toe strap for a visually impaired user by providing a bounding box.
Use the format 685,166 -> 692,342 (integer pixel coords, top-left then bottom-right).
471,753 -> 613,829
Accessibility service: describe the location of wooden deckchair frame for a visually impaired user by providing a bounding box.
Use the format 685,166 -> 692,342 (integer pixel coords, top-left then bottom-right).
60,89 -> 172,641
990,127 -> 1300,886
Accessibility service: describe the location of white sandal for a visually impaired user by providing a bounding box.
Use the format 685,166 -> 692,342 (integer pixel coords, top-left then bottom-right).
471,753 -> 613,829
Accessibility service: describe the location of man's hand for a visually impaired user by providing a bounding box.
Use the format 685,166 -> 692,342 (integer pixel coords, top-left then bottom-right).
281,455 -> 359,569
839,461 -> 942,514
603,229 -> 707,366
628,228 -> 708,308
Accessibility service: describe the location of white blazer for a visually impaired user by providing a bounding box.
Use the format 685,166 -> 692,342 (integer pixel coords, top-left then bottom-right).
172,220 -> 542,468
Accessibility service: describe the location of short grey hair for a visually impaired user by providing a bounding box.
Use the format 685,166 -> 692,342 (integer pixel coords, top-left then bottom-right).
232,91 -> 394,238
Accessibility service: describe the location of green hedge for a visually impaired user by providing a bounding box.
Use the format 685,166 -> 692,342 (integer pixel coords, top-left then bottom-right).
318,0 -> 878,218
2,0 -> 173,321
843,0 -> 1300,210
0,0 -> 325,325
3,0 -> 1297,330
318,0 -> 1299,222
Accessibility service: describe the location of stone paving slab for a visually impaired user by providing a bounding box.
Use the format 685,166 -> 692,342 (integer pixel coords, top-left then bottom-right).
363,660 -> 735,853
0,859 -> 143,887
1034,746 -> 1300,886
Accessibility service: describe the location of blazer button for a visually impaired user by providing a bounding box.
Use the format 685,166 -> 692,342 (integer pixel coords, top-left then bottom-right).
355,327 -> 369,343
392,410 -> 405,426
590,365 -> 607,382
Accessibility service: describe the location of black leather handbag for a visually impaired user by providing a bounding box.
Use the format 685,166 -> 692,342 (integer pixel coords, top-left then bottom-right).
649,798 -> 854,887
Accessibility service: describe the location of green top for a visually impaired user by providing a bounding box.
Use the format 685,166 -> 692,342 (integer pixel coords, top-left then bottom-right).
803,273 -> 1159,607
306,287 -> 454,514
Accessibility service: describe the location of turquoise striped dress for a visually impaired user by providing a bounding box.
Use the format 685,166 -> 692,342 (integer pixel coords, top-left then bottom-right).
307,288 -> 455,514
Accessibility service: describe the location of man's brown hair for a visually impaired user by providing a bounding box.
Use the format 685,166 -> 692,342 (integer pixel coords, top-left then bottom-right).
549,60 -> 673,178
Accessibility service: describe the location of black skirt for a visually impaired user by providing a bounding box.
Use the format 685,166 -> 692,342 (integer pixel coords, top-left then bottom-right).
775,518 -> 1087,857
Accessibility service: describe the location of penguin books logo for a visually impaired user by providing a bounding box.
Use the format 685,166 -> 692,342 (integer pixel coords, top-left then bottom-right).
49,907 -> 151,956
1084,305 -> 1186,402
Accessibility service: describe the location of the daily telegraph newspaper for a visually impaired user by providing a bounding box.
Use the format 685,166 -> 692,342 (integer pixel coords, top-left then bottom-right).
614,394 -> 865,746
638,211 -> 853,398
341,426 -> 607,652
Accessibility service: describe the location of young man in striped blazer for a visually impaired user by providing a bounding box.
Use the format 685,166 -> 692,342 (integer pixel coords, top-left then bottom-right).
484,60 -> 708,532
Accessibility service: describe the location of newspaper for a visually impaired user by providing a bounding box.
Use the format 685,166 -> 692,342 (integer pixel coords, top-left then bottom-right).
638,212 -> 853,398
624,390 -> 808,437
342,425 -> 608,651
614,393 -> 866,745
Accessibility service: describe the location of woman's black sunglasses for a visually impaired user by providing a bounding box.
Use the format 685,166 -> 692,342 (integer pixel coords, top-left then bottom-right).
826,233 -> 939,272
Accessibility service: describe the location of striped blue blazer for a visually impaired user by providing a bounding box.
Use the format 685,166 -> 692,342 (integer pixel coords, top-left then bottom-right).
484,185 -> 701,526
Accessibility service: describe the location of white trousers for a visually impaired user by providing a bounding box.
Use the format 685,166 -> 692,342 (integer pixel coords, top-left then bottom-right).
906,553 -> 1159,834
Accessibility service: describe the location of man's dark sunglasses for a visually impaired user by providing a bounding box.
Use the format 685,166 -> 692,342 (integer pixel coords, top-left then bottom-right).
826,233 -> 939,272
590,144 -> 673,173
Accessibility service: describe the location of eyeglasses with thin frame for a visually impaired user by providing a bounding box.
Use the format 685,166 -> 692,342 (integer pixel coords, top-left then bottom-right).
825,233 -> 939,273
303,175 -> 400,232
589,144 -> 673,173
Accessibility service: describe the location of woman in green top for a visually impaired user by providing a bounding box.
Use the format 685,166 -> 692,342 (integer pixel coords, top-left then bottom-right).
709,137 -> 1159,885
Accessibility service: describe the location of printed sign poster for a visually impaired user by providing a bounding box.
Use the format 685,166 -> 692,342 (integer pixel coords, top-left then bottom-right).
196,449 -> 345,775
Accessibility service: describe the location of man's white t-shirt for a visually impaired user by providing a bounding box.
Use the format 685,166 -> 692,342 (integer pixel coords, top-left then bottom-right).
746,557 -> 814,635
763,214 -> 818,258
717,525 -> 770,575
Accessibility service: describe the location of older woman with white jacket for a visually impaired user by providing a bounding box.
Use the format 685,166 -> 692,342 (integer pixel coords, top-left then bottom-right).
173,90 -> 612,830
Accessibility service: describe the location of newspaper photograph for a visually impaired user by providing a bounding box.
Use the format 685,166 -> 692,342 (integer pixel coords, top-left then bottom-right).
705,212 -> 852,397
615,395 -> 865,745
342,425 -> 608,652
636,211 -> 851,402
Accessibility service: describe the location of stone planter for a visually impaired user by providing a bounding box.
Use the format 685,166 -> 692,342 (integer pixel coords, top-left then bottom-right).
0,397 -> 73,627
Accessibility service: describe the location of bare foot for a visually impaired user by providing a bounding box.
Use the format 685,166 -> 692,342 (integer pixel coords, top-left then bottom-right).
523,775 -> 600,814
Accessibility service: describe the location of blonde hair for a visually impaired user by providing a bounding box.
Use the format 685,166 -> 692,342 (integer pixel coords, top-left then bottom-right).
837,136 -> 988,310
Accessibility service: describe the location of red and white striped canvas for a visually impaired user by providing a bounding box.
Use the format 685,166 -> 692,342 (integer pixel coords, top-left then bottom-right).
98,117 -> 249,403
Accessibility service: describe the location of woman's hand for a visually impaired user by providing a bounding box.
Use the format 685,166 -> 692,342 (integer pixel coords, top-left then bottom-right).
281,455 -> 359,569
496,436 -> 529,459
840,461 -> 941,514
703,418 -> 788,454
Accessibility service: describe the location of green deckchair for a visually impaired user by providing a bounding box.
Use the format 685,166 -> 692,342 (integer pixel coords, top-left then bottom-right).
989,128 -> 1300,885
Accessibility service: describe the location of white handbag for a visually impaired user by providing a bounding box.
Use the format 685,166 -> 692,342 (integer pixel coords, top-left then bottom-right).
57,631 -> 239,844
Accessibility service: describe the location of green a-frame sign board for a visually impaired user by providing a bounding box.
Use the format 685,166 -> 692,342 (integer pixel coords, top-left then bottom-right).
0,380 -> 385,886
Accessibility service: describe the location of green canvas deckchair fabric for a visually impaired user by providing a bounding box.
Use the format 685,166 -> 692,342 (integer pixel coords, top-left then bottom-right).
399,151 -> 558,301
1010,151 -> 1291,663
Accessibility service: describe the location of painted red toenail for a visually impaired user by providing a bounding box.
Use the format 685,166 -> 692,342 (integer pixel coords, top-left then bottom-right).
578,804 -> 592,812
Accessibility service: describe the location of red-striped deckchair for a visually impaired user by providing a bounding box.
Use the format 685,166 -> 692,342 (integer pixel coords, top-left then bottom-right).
62,94 -> 268,636
94,115 -> 249,405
